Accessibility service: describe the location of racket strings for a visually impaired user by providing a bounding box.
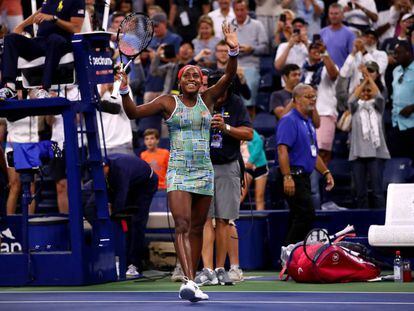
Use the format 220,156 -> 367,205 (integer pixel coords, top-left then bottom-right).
118,14 -> 153,57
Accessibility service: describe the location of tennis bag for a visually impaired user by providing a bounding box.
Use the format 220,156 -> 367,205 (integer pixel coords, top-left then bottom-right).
283,229 -> 381,283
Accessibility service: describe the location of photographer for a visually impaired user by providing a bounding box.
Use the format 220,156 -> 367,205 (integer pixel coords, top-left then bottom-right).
274,17 -> 309,71
150,41 -> 202,95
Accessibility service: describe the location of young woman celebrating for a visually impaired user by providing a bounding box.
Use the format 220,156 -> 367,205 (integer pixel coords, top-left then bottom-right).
117,22 -> 239,302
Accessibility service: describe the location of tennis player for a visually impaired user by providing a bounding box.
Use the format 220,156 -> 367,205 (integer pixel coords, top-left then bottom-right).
117,22 -> 239,302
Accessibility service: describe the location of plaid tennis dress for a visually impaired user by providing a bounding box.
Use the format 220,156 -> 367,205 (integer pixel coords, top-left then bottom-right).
166,94 -> 214,196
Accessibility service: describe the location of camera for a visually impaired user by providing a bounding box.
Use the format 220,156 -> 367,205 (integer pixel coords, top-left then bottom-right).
163,44 -> 176,59
293,28 -> 300,35
347,2 -> 353,10
280,14 -> 286,23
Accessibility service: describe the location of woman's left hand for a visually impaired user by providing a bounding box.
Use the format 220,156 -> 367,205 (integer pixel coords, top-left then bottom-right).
222,21 -> 239,50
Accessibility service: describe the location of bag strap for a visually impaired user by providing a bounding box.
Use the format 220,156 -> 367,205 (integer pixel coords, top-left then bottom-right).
334,232 -> 356,243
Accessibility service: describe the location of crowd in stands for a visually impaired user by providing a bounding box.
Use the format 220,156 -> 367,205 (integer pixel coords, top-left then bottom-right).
0,1 -> 414,222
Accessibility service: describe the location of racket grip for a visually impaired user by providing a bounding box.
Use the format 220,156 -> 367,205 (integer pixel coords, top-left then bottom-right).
111,79 -> 122,99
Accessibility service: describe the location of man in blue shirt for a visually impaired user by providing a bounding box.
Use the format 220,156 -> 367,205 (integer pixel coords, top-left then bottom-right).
276,83 -> 334,245
389,42 -> 414,162
0,0 -> 85,100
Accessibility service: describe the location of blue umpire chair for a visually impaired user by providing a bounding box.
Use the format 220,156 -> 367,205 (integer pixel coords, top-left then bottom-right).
0,32 -> 126,286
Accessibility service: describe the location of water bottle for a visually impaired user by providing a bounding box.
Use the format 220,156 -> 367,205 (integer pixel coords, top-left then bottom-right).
394,250 -> 403,283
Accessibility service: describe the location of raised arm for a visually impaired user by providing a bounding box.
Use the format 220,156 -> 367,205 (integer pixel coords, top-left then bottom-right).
203,22 -> 239,106
117,71 -> 167,119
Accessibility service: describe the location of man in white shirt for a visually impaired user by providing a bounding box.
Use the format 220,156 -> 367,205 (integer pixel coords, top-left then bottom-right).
340,29 -> 388,94
339,0 -> 378,34
302,42 -> 339,164
274,17 -> 309,71
208,0 -> 235,39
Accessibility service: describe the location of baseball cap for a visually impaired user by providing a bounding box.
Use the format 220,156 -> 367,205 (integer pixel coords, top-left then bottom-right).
365,61 -> 379,73
401,13 -> 414,22
363,28 -> 378,39
151,13 -> 167,25
292,17 -> 308,26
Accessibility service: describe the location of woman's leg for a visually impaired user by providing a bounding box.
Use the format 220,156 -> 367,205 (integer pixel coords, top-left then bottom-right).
201,217 -> 215,270
190,194 -> 212,273
240,173 -> 252,203
254,175 -> 267,210
168,191 -> 194,279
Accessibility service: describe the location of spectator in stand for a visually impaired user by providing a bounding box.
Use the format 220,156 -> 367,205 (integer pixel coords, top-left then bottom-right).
0,0 -> 85,100
208,0 -> 235,40
141,12 -> 182,135
348,67 -> 390,209
192,15 -> 221,67
320,3 -> 356,68
340,30 -> 388,99
302,41 -> 339,164
274,17 -> 309,71
255,0 -> 287,47
140,128 -> 170,190
388,41 -> 414,162
276,83 -> 334,244
338,0 -> 378,34
0,0 -> 23,32
169,0 -> 211,43
269,63 -> 301,119
381,13 -> 414,99
150,41 -> 197,95
375,0 -> 401,45
273,9 -> 296,48
295,0 -> 325,36
116,0 -> 133,14
240,129 -> 268,211
210,40 -> 251,100
231,0 -> 268,114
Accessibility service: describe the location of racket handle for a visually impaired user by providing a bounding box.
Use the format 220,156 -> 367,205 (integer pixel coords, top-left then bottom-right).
110,59 -> 133,99
111,79 -> 122,99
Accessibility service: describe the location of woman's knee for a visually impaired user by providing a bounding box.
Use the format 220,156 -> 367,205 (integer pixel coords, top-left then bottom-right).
175,218 -> 191,234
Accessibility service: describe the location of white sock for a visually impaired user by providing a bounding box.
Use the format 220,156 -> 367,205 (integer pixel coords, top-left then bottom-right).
5,82 -> 15,91
230,264 -> 239,270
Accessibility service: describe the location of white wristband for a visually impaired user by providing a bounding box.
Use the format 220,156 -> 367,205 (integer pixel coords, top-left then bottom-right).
228,46 -> 239,57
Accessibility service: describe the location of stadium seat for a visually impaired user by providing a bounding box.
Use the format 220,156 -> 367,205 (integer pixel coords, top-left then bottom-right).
158,138 -> 170,150
149,191 -> 168,213
259,56 -> 275,75
17,53 -> 76,89
256,92 -> 270,113
264,134 -> 276,161
253,112 -> 275,137
323,158 -> 353,208
331,130 -> 349,158
368,183 -> 414,246
382,158 -> 413,191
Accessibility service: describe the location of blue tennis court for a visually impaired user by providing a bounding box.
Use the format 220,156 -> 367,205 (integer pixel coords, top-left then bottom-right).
1,291 -> 414,311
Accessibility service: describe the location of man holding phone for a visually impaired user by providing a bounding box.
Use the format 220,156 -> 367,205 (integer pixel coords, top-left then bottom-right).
275,17 -> 309,71
338,0 -> 378,33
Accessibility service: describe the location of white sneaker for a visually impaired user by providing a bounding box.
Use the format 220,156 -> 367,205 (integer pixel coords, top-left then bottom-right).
29,88 -> 50,99
195,268 -> 219,286
171,264 -> 185,282
179,278 -> 209,302
228,266 -> 244,282
126,264 -> 141,278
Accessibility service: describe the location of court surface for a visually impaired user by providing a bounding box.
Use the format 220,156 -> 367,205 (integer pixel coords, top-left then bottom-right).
1,272 -> 413,310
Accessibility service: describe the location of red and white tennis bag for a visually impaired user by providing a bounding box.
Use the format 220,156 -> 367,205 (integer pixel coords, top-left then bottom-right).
285,242 -> 380,283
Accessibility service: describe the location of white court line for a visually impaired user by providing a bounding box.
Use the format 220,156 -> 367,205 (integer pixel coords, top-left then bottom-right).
0,300 -> 414,305
0,291 -> 414,294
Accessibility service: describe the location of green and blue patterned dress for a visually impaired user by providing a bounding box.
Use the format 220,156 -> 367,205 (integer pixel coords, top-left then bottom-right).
166,94 -> 214,196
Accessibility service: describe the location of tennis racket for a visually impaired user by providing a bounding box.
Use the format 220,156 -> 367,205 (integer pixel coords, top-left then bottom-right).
303,225 -> 355,262
111,12 -> 154,99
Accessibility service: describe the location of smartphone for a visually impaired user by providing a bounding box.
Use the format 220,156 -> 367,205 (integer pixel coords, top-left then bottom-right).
163,44 -> 176,59
347,1 -> 353,9
293,28 -> 300,35
280,14 -> 286,23
312,34 -> 321,43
